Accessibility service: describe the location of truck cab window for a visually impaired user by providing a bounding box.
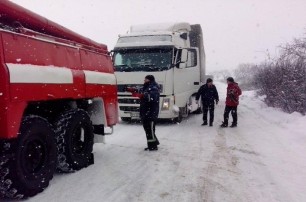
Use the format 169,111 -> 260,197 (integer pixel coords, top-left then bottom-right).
114,48 -> 173,72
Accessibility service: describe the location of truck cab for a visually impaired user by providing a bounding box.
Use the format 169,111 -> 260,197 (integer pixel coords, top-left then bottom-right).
113,22 -> 206,122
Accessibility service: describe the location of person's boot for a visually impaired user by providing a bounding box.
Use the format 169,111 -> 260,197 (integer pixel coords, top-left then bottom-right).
201,121 -> 208,126
230,123 -> 237,128
209,119 -> 213,127
155,137 -> 160,145
220,122 -> 228,128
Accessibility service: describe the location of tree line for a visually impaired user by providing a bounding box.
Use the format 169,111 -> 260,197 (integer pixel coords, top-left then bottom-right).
213,33 -> 306,115
239,35 -> 306,114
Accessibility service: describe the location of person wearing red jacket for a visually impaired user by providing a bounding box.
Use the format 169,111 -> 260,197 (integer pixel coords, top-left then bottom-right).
220,77 -> 242,128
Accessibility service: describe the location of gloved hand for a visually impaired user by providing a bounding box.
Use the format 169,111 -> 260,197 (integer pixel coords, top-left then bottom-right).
126,87 -> 136,93
132,92 -> 144,99
229,90 -> 235,95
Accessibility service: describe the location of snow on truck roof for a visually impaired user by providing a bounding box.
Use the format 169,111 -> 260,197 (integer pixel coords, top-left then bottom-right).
130,22 -> 191,33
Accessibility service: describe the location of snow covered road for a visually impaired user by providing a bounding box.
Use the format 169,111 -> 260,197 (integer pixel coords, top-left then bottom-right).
26,82 -> 306,202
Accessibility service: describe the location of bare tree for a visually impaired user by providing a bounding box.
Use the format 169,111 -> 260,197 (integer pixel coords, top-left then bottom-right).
254,35 -> 306,114
234,63 -> 259,90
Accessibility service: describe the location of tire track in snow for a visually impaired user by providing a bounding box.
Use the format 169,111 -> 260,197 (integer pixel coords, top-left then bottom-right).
199,126 -> 250,202
225,99 -> 294,202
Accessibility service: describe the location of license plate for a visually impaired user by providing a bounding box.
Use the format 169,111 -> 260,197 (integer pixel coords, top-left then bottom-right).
130,112 -> 140,119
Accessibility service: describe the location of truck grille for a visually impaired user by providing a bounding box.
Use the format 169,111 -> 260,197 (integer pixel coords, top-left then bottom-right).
117,84 -> 163,93
117,84 -> 143,93
119,106 -> 140,112
118,98 -> 140,104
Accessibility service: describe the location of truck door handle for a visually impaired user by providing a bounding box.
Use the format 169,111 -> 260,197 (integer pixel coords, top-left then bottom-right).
194,82 -> 200,85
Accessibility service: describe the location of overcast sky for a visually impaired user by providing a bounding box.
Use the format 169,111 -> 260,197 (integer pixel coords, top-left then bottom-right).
11,0 -> 306,72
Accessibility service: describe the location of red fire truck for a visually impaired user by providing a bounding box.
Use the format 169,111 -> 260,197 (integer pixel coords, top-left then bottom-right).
0,1 -> 118,199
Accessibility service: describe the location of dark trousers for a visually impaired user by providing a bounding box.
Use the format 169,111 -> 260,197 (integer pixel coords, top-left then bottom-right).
142,119 -> 159,149
223,105 -> 238,124
203,104 -> 215,124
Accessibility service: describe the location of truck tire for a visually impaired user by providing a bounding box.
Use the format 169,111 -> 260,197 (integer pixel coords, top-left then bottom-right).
173,113 -> 183,123
173,105 -> 189,123
55,109 -> 94,172
181,104 -> 190,118
193,104 -> 203,114
193,107 -> 203,114
0,116 -> 57,199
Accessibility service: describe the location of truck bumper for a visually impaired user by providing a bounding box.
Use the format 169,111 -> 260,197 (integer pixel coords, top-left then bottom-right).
118,95 -> 179,120
118,106 -> 179,120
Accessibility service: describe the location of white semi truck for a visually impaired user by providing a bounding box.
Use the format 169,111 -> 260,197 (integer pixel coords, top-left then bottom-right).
113,22 -> 206,122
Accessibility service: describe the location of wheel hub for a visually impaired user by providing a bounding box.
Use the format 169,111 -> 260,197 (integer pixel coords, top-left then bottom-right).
23,139 -> 46,174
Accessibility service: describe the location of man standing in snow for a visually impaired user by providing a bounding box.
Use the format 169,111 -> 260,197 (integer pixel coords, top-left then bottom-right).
220,77 -> 242,128
126,75 -> 160,151
196,78 -> 219,126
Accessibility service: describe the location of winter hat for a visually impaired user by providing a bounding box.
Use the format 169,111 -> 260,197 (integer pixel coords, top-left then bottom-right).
206,78 -> 213,83
227,77 -> 234,82
145,75 -> 155,82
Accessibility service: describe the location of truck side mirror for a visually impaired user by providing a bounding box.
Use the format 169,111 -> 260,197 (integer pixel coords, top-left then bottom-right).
180,49 -> 188,63
109,50 -> 114,63
179,62 -> 187,69
178,49 -> 188,68
109,50 -> 114,57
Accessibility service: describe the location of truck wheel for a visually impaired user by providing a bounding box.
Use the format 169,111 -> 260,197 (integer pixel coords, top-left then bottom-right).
55,109 -> 94,172
173,105 -> 189,123
0,116 -> 57,199
182,105 -> 190,118
193,105 -> 203,114
173,113 -> 183,123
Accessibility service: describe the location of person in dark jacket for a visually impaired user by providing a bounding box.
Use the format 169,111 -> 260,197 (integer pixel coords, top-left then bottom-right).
127,75 -> 160,151
196,78 -> 219,126
220,77 -> 242,128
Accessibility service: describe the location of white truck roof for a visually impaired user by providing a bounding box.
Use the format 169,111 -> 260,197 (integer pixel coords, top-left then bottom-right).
130,22 -> 191,33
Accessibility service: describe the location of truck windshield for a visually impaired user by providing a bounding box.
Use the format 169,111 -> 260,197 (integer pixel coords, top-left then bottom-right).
114,48 -> 173,72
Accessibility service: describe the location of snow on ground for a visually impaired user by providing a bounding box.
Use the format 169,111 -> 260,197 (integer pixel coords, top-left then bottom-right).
25,81 -> 306,202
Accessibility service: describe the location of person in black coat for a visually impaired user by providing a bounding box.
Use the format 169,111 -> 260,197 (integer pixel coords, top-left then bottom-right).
127,75 -> 160,151
196,78 -> 219,126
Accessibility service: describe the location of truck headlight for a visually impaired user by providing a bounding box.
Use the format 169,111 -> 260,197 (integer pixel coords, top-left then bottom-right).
161,98 -> 170,110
